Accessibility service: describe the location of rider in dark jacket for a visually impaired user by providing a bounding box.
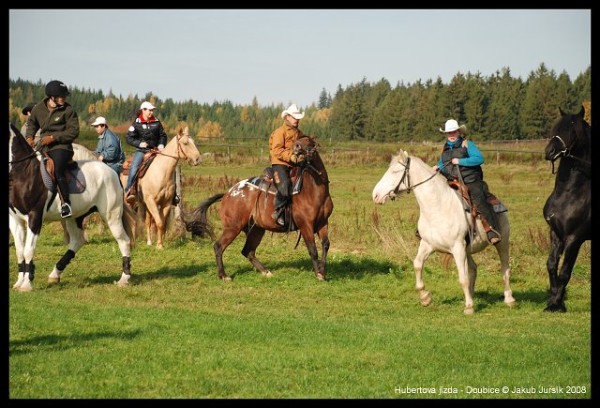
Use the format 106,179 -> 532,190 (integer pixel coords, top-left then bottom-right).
436,119 -> 501,245
26,80 -> 79,218
124,101 -> 168,204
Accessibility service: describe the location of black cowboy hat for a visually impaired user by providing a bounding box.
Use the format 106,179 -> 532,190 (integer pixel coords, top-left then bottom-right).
21,102 -> 36,115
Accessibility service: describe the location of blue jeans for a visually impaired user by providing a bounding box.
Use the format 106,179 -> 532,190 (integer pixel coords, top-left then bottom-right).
125,149 -> 145,192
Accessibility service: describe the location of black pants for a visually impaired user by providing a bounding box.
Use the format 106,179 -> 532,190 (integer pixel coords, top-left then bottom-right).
272,164 -> 291,212
467,179 -> 498,230
47,148 -> 74,205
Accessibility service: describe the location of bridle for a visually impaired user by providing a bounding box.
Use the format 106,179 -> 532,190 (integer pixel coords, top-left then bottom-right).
389,156 -> 440,200
154,133 -> 190,161
547,133 -> 591,175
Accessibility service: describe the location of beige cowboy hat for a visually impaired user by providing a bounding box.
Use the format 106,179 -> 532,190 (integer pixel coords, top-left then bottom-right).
439,119 -> 467,134
281,103 -> 305,120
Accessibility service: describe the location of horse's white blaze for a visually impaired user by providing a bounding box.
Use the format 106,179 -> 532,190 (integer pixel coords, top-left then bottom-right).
373,149 -> 513,313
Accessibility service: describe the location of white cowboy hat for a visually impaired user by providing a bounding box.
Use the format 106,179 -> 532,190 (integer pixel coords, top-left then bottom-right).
439,119 -> 467,134
140,101 -> 156,110
91,116 -> 107,126
281,103 -> 305,120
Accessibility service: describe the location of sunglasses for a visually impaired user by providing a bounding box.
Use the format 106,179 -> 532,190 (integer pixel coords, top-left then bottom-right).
143,108 -> 154,111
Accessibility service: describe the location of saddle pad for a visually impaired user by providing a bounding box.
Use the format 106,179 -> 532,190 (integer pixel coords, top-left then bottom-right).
40,158 -> 86,194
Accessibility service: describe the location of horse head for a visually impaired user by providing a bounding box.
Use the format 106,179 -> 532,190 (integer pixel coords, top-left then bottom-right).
293,135 -> 318,163
175,126 -> 202,166
545,106 -> 590,163
372,149 -> 411,204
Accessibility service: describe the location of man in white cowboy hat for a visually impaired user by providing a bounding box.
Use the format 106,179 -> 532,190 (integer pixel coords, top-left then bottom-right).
91,116 -> 126,175
268,103 -> 307,227
435,118 -> 502,245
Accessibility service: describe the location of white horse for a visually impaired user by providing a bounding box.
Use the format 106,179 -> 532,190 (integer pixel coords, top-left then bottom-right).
9,123 -> 135,291
372,149 -> 515,314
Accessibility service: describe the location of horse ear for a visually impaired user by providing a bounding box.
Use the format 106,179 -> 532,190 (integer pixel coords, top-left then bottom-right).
578,105 -> 585,118
559,107 -> 566,117
184,126 -> 189,136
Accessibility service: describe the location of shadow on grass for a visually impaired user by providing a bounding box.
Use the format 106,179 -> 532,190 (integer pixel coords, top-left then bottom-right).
9,328 -> 142,356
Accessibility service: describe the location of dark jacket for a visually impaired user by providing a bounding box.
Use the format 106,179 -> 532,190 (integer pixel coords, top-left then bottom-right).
126,114 -> 168,149
26,97 -> 79,152
439,136 -> 484,184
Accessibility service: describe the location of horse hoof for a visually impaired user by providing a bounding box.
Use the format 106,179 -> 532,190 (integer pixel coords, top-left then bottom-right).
316,273 -> 325,281
16,286 -> 33,292
464,307 -> 474,315
419,291 -> 432,306
505,300 -> 517,308
48,277 -> 60,284
220,275 -> 232,282
261,271 -> 273,278
544,304 -> 566,313
116,281 -> 129,287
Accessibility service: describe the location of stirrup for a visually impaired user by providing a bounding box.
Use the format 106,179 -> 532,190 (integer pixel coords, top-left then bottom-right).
486,229 -> 501,245
61,203 -> 72,218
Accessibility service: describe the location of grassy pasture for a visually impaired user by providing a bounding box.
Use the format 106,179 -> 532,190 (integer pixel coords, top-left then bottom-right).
8,141 -> 591,399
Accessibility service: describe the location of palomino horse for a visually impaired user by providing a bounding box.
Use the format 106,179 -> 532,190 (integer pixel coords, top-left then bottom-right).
9,123 -> 136,290
121,126 -> 201,249
183,135 -> 334,281
372,149 -> 515,314
543,106 -> 591,312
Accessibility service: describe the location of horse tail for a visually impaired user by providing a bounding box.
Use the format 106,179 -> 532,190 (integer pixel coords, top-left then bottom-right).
121,203 -> 137,248
182,193 -> 224,240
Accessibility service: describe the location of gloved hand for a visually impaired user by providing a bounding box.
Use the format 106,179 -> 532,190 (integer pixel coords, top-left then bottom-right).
98,155 -> 104,162
41,135 -> 55,146
26,137 -> 36,148
158,144 -> 165,151
139,142 -> 148,148
290,153 -> 305,164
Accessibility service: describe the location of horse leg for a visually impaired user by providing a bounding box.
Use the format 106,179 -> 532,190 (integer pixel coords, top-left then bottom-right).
316,224 -> 330,280
104,209 -> 132,287
545,231 -> 564,312
299,225 -> 323,280
414,240 -> 434,307
466,253 -> 477,297
451,244 -> 474,315
214,228 -> 241,281
145,211 -> 154,247
547,237 -> 583,312
145,200 -> 165,249
155,205 -> 173,251
48,220 -> 86,284
241,228 -> 272,277
9,215 -> 31,291
495,238 -> 515,306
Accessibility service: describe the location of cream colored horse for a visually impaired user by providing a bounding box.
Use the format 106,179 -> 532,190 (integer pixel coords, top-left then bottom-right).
372,149 -> 515,315
123,126 -> 201,249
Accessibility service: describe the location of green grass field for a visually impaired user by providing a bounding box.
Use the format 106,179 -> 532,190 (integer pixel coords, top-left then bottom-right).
9,142 -> 591,399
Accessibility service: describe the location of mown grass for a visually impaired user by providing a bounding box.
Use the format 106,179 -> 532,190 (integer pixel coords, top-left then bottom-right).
8,143 -> 591,399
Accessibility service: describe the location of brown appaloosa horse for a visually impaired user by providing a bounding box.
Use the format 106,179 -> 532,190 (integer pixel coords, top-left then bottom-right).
183,135 -> 333,281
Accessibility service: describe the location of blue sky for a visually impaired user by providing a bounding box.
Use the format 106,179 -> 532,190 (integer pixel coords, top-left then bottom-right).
9,9 -> 591,108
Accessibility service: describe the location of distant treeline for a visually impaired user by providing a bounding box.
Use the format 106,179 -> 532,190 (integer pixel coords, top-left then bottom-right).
9,63 -> 591,142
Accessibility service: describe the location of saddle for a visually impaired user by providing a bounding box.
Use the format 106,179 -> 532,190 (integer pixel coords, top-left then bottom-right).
447,179 -> 507,234
244,167 -> 303,196
121,150 -> 158,178
41,156 -> 86,194
244,167 -> 304,231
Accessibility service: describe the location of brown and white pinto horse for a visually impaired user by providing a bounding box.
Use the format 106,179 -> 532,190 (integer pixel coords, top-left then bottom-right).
183,135 -> 334,281
9,123 -> 135,291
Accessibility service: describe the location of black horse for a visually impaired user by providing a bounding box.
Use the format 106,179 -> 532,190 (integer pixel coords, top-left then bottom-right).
543,106 -> 591,312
